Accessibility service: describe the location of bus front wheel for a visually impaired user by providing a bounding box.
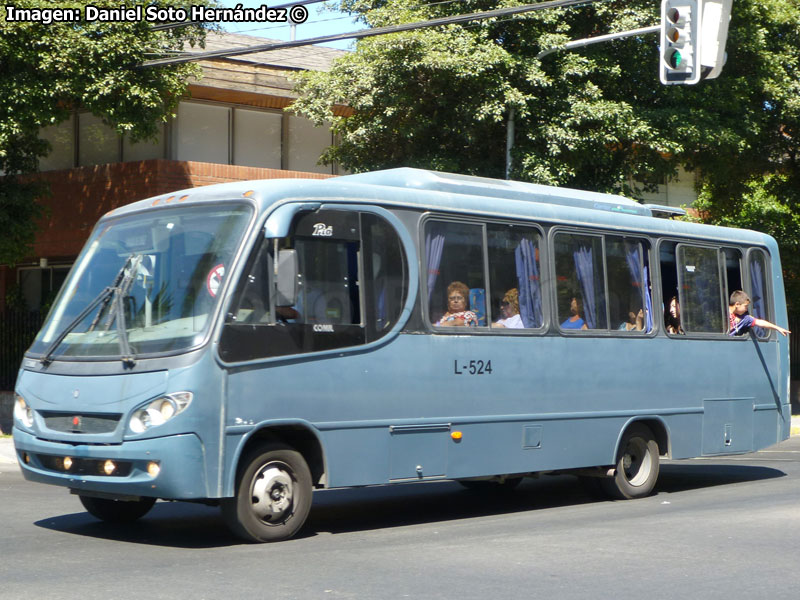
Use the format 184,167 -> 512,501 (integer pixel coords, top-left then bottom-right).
601,423 -> 660,500
222,442 -> 313,543
79,495 -> 156,523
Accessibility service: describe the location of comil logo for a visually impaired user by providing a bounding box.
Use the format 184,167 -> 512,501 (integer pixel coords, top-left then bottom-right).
312,223 -> 333,237
313,324 -> 334,333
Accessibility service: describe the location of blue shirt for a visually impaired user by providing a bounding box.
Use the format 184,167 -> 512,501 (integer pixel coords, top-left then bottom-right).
729,311 -> 756,336
561,317 -> 586,329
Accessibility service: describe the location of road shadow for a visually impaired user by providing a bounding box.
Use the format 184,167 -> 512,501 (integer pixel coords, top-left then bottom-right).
34,462 -> 786,547
34,502 -> 236,549
656,461 -> 785,494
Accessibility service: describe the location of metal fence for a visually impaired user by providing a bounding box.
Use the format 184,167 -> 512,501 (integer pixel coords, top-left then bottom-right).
0,310 -> 44,391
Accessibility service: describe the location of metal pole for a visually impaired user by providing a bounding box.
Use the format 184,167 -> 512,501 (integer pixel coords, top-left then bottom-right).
537,25 -> 660,59
505,108 -> 515,180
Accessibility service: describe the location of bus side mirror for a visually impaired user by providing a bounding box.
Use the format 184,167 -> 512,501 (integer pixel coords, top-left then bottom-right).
275,249 -> 298,306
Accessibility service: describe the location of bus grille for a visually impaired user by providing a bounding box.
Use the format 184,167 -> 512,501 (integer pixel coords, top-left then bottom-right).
40,412 -> 121,434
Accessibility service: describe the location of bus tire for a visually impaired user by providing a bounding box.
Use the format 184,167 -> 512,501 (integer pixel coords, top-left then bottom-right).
79,495 -> 156,523
221,443 -> 312,543
601,423 -> 660,500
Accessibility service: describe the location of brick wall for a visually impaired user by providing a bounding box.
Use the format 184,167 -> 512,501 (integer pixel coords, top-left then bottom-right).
31,159 -> 333,258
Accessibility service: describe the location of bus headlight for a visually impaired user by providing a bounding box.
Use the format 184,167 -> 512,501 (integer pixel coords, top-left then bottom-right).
13,394 -> 34,429
128,392 -> 193,434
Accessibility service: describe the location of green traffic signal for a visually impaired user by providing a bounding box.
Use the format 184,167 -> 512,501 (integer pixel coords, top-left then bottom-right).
667,49 -> 682,69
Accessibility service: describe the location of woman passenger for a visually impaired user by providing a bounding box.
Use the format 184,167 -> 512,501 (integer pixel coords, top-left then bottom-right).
435,281 -> 478,327
492,288 -> 524,329
561,296 -> 588,330
665,295 -> 685,335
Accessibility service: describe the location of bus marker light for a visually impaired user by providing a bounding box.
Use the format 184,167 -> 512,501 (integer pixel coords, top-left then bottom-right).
103,460 -> 117,476
23,453 -> 30,464
147,462 -> 161,478
63,457 -> 73,471
451,431 -> 463,441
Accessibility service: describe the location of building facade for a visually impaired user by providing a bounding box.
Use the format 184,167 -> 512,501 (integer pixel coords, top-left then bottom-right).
1,31 -> 351,314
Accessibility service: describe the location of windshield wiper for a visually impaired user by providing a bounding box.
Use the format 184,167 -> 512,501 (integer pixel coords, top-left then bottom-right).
40,254 -> 141,367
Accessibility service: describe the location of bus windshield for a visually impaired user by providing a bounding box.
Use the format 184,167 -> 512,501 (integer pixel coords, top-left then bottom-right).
29,203 -> 253,360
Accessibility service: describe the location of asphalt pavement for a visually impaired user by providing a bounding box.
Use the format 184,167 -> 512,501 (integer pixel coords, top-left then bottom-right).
2,416 -> 800,467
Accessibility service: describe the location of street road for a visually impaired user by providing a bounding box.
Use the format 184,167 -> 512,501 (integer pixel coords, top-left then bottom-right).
1,437 -> 799,600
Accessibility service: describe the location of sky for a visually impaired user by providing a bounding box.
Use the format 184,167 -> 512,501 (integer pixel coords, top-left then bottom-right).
217,1 -> 362,50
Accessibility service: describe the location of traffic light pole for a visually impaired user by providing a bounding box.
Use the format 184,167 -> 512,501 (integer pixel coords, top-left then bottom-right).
536,25 -> 660,59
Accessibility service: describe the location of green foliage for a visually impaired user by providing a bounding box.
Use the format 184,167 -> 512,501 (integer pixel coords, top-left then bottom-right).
294,0 -> 800,314
0,0 -> 215,264
695,173 -> 800,314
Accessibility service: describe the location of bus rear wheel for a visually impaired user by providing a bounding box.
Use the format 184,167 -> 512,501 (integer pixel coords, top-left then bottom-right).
601,423 -> 660,500
222,442 -> 312,543
79,495 -> 156,523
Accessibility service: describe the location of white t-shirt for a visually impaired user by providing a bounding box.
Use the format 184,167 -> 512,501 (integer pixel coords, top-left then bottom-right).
495,313 -> 524,329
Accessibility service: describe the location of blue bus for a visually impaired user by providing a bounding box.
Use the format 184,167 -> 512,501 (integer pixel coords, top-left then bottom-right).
12,168 -> 791,542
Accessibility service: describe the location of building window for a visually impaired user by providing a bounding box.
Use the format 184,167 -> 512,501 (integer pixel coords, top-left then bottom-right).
287,115 -> 333,174
37,101 -> 337,174
122,124 -> 165,162
39,116 -> 75,171
174,102 -> 230,164
233,108 -> 282,169
78,113 -> 120,167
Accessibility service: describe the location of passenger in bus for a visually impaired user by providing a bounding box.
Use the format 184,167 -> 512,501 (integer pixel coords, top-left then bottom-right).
618,309 -> 645,331
664,296 -> 684,335
492,288 -> 524,329
435,281 -> 479,327
561,296 -> 588,330
728,290 -> 790,336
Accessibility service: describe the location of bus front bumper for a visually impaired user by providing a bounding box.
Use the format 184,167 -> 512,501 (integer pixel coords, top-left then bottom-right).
12,428 -> 209,500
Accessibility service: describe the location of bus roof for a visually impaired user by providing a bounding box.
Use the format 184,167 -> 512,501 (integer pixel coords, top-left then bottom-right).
108,168 -> 774,249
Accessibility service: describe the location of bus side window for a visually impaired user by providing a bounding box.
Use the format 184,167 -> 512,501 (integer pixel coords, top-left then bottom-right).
361,213 -> 408,339
228,240 -> 273,325
676,244 -> 726,334
606,237 -> 651,333
748,249 -> 771,339
425,221 -> 486,328
487,224 -> 543,329
221,210 -> 408,363
554,233 -> 607,330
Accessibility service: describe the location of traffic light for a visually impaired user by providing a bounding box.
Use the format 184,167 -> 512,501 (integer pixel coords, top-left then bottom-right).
660,0 -> 701,85
698,0 -> 732,80
660,0 -> 733,85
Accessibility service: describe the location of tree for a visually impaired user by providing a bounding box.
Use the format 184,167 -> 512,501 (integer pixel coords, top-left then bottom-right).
292,0 -> 800,312
0,0 -> 215,264
293,0 -> 682,191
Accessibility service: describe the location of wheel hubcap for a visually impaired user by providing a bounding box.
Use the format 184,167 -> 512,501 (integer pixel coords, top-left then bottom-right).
622,437 -> 651,487
250,463 -> 294,523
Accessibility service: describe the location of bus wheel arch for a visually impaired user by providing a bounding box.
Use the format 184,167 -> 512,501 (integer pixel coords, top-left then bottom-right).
237,424 -> 326,489
601,422 -> 662,500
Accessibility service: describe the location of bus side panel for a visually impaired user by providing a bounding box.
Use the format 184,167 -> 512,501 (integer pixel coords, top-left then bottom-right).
224,329 -> 786,489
